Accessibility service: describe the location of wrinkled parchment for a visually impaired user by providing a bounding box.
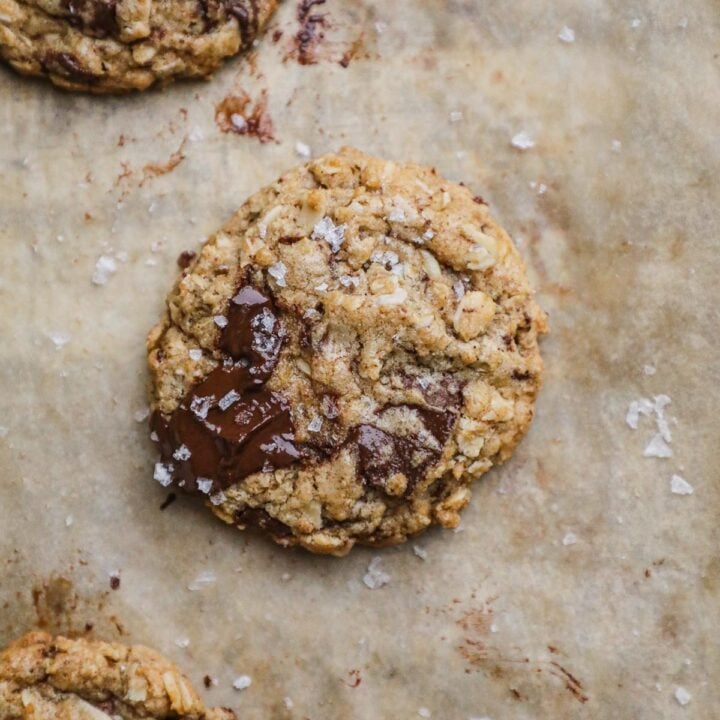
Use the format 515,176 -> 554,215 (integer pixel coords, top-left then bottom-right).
1,2 -> 718,718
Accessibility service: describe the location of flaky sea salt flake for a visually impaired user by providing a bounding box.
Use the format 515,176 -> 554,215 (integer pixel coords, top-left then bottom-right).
644,434 -> 672,458
92,255 -> 117,285
187,570 -> 216,591
670,474 -> 693,495
213,315 -> 228,328
562,532 -> 578,546
558,26 -> 575,42
196,478 -> 213,494
674,686 -> 691,706
413,545 -> 428,560
232,675 -> 252,691
219,389 -> 241,411
511,131 -> 535,150
268,261 -> 287,287
313,217 -> 346,253
308,416 -> 323,433
190,395 -> 214,420
48,330 -> 71,349
153,462 -> 174,487
295,141 -> 311,158
173,444 -> 192,461
363,557 -> 390,589
189,348 -> 203,361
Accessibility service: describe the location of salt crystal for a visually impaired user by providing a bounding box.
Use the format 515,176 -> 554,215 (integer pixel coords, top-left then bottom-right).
188,570 -> 216,591
92,255 -> 117,285
295,141 -> 311,158
450,110 -> 463,123
644,434 -> 672,458
562,532 -> 578,546
558,26 -> 575,42
219,389 -> 241,411
674,686 -> 691,706
65,515 -> 73,527
630,18 -> 641,28
190,395 -> 213,420
214,315 -> 228,328
315,282 -> 328,292
453,280 -> 466,299
281,572 -> 291,581
189,348 -> 203,361
388,207 -> 405,222
268,261 -> 287,287
374,21 -> 387,34
210,491 -> 226,505
643,364 -> 656,375
626,398 -> 654,429
230,113 -> 247,130
48,330 -> 71,349
188,128 -> 204,143
175,637 -> 190,648
424,229 -> 435,241
612,139 -> 623,153
313,217 -> 346,253
150,430 -> 159,442
413,545 -> 428,560
153,462 -> 174,487
308,416 -> 323,433
284,697 -> 294,709
670,474 -> 693,495
419,709 -> 431,718
232,675 -> 252,691
133,407 -> 149,423
511,131 -> 535,150
340,275 -> 360,288
363,557 -> 390,589
173,444 -> 192,461
196,478 -> 213,494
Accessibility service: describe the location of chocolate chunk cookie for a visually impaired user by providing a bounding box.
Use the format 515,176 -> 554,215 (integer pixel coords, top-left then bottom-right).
0,1 -> 277,92
0,632 -> 235,719
147,147 -> 548,556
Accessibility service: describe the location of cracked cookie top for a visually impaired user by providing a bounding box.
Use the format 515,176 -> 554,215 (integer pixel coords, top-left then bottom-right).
147,147 -> 548,556
0,0 -> 277,92
0,632 -> 236,719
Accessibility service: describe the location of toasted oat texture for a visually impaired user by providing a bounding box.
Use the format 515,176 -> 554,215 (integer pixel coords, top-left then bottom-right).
0,632 -> 236,719
147,147 -> 548,556
0,0 -> 277,92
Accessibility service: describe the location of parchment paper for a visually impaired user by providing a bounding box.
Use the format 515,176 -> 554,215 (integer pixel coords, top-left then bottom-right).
1,2 -> 718,718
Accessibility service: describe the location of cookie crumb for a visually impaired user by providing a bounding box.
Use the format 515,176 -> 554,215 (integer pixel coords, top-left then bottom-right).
558,26 -> 575,43
92,255 -> 117,285
363,557 -> 390,589
670,474 -> 693,496
109,574 -> 120,590
232,675 -> 252,691
511,131 -> 535,150
674,686 -> 691,706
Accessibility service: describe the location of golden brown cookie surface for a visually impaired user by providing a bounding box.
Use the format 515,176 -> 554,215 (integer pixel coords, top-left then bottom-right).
147,147 -> 548,556
0,632 -> 236,719
0,1 -> 277,92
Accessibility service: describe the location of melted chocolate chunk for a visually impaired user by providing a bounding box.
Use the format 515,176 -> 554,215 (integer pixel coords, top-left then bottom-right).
352,404 -> 458,493
151,285 -> 302,494
224,0 -> 259,42
234,507 -> 293,537
42,52 -> 98,82
177,250 -> 196,269
63,0 -> 118,37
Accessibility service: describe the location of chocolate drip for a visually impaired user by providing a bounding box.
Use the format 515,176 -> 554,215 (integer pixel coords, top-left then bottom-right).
151,285 -> 302,495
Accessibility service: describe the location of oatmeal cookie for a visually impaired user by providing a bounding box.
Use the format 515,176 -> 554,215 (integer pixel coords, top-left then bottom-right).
147,147 -> 548,556
0,1 -> 278,92
0,631 -> 235,719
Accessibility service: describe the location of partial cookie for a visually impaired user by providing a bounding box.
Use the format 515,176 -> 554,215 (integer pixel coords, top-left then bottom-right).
0,631 -> 235,719
147,147 -> 548,556
0,1 -> 278,92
